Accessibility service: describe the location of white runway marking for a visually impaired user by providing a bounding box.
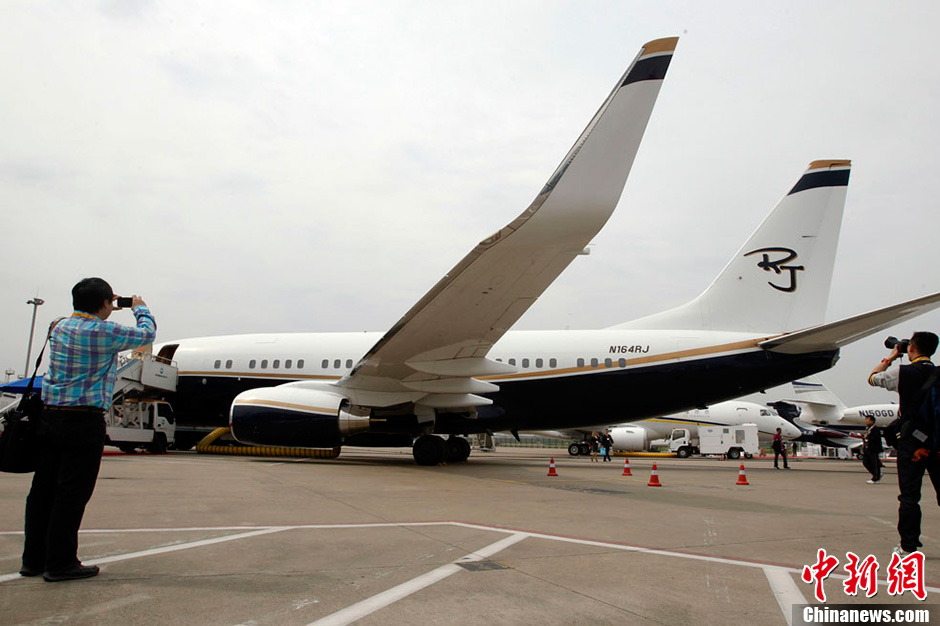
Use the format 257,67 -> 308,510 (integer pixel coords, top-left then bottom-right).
0,526 -> 289,583
2,521 -> 935,623
307,532 -> 529,626
764,567 -> 806,626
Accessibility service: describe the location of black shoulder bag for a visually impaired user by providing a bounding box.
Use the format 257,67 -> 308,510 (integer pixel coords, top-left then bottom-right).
0,330 -> 52,473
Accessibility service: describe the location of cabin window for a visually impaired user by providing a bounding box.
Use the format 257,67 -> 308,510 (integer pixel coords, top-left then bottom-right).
346,359 -> 353,368
590,358 -> 599,368
225,360 -> 233,369
522,358 -> 530,368
261,359 -> 268,369
536,358 -> 543,368
604,358 -> 612,368
298,359 -> 305,369
285,359 -> 292,368
322,359 -> 329,369
249,359 -> 256,369
618,358 -> 626,367
577,358 -> 584,367
508,358 -> 516,366
495,358 -> 503,362
213,360 -> 221,369
333,359 -> 341,369
273,360 -> 280,369
550,358 -> 557,368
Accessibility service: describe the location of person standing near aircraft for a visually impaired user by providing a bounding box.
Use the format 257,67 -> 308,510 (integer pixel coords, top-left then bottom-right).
869,331 -> 939,557
602,429 -> 614,462
590,431 -> 600,462
21,278 -> 156,582
861,415 -> 884,484
772,428 -> 790,469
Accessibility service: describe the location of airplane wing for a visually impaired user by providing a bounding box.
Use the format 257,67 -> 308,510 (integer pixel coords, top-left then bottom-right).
337,38 -> 679,407
760,291 -> 940,355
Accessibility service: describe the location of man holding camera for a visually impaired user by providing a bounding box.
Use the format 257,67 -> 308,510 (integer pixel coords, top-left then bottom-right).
21,278 -> 156,582
868,331 -> 939,556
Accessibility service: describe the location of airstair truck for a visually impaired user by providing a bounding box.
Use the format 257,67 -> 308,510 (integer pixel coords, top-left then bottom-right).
669,424 -> 758,460
106,351 -> 178,453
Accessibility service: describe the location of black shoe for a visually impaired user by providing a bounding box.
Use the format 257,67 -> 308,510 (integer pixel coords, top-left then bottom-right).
19,565 -> 42,577
43,564 -> 100,582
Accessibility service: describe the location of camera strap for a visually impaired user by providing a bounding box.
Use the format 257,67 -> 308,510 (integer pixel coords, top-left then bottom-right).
16,319 -> 62,410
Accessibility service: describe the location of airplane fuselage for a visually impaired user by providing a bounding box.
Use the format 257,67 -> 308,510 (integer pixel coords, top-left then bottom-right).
160,328 -> 839,439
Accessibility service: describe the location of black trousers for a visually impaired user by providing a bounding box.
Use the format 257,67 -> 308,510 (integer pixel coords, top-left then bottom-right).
23,409 -> 106,573
774,447 -> 788,468
862,452 -> 882,481
896,443 -> 940,553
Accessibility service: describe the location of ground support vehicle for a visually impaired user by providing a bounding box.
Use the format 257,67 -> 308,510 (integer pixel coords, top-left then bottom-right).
668,424 -> 758,460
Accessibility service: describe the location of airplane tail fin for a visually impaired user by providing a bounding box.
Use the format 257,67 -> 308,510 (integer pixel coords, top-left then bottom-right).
787,376 -> 845,410
782,377 -> 845,424
613,160 -> 851,333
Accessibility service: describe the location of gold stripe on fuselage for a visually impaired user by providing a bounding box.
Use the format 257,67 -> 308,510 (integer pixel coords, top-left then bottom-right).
482,336 -> 772,382
231,398 -> 338,414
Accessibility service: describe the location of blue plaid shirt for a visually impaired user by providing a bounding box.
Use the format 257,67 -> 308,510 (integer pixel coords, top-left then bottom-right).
42,306 -> 157,409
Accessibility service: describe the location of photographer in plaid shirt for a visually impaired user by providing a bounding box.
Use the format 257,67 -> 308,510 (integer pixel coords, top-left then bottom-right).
21,277 -> 156,582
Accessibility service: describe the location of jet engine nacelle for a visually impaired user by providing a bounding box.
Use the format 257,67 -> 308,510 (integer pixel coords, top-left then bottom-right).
230,385 -> 368,448
609,425 -> 649,452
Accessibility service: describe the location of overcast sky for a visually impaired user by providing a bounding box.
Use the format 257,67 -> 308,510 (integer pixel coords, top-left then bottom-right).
2,1 -> 938,410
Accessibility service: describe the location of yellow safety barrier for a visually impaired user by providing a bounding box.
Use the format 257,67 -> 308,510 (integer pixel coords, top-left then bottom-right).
612,451 -> 676,458
195,427 -> 341,459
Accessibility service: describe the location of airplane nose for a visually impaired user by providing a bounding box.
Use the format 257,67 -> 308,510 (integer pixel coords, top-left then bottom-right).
781,422 -> 801,438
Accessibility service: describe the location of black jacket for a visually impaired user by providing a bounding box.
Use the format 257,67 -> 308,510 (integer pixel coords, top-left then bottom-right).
863,425 -> 883,455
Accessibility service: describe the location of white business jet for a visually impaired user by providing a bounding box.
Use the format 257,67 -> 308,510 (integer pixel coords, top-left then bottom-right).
529,400 -> 800,456
155,37 -> 940,465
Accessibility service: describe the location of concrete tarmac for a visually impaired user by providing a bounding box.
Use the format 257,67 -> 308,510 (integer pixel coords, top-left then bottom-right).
0,447 -> 937,625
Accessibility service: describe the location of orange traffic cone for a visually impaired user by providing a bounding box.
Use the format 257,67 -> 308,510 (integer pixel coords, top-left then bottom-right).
647,463 -> 662,487
621,457 -> 633,476
736,464 -> 750,486
547,457 -> 559,477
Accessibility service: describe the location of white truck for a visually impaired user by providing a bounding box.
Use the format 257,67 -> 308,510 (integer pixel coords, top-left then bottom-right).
108,398 -> 176,453
668,424 -> 759,460
105,351 -> 179,453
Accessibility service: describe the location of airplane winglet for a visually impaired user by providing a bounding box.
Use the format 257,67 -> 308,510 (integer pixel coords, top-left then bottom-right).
641,37 -> 679,55
621,37 -> 679,85
340,38 -> 679,395
760,291 -> 940,355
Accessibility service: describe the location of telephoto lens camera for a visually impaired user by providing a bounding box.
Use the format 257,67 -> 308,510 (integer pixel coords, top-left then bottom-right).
884,336 -> 910,354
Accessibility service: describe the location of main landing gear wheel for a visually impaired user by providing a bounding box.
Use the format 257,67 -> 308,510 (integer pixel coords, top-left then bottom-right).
568,443 -> 581,456
446,437 -> 472,463
413,435 -> 447,466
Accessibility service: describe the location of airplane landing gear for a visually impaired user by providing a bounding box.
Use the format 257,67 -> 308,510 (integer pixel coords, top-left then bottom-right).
412,435 -> 472,465
413,435 -> 446,466
446,436 -> 471,463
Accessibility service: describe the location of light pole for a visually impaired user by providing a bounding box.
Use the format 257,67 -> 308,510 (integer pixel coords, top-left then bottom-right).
24,298 -> 45,378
